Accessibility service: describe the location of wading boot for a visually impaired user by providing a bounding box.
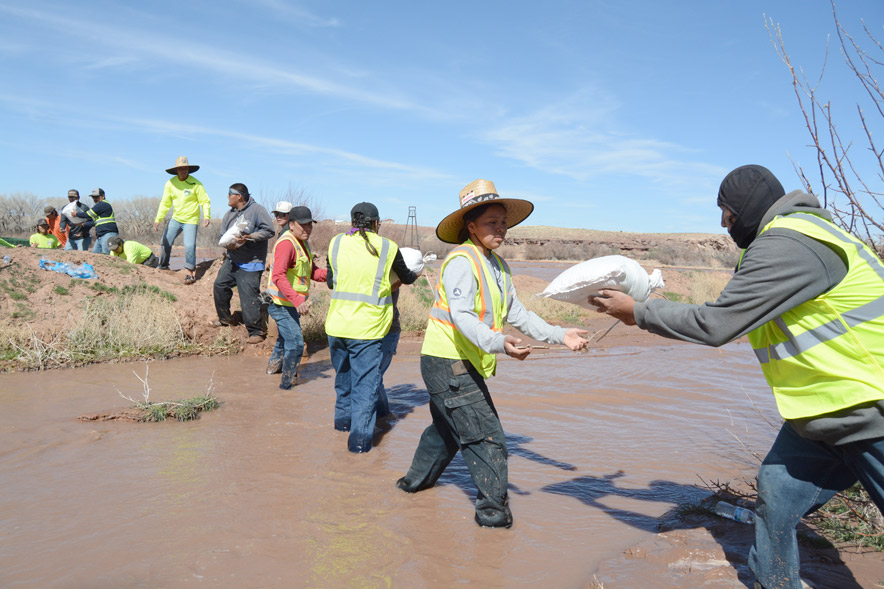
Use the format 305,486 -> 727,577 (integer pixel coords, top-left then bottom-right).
279,350 -> 300,390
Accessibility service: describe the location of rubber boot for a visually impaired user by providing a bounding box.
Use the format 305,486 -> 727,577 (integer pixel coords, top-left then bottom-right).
266,350 -> 283,375
279,350 -> 300,390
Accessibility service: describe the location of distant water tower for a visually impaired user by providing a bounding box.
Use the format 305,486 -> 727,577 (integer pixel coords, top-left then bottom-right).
404,206 -> 419,248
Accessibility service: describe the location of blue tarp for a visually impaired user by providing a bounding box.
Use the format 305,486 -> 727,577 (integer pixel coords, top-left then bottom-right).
38,258 -> 98,279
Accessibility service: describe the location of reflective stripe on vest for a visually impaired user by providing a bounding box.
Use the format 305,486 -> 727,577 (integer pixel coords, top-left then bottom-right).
87,204 -> 116,226
324,231 -> 396,339
746,212 -> 884,418
420,241 -> 510,378
266,233 -> 311,307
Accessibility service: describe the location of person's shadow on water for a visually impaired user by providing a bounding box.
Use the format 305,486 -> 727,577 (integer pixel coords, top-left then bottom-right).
374,384 -> 429,445
541,472 -> 864,588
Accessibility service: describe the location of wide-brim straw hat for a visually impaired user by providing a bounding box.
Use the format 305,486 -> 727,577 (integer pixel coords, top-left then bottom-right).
166,156 -> 200,175
435,179 -> 534,244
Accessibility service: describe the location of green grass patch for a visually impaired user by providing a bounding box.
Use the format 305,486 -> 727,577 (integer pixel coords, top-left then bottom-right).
11,302 -> 35,320
53,285 -> 70,296
137,394 -> 221,422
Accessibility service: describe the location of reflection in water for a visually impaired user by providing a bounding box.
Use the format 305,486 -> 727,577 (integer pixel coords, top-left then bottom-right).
0,338 -> 783,586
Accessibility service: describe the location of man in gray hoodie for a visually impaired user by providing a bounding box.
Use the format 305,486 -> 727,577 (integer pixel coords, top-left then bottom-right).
591,165 -> 884,589
213,183 -> 275,343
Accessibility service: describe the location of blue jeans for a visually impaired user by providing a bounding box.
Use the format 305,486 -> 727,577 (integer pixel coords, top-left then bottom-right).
267,304 -> 304,390
376,330 -> 400,417
397,355 -> 511,528
91,231 -> 118,254
160,219 -> 198,270
65,236 -> 92,251
328,335 -> 383,453
749,422 -> 884,588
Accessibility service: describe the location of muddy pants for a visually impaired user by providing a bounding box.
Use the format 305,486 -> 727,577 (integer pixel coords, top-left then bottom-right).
397,355 -> 511,528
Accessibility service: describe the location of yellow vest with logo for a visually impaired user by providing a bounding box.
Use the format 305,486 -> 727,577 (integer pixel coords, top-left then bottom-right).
266,232 -> 312,307
421,240 -> 510,378
745,212 -> 884,419
324,231 -> 396,340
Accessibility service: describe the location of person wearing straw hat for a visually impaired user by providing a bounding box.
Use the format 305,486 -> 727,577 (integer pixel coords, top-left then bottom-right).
29,218 -> 60,249
153,156 -> 211,284
324,202 -> 420,453
395,179 -> 589,528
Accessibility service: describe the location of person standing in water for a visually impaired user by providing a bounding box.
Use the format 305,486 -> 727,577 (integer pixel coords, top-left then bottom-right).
396,179 -> 589,528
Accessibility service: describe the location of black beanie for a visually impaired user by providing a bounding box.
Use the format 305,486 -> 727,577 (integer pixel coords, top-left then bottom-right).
717,165 -> 785,248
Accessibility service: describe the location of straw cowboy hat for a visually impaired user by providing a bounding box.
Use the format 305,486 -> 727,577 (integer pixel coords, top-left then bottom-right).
435,179 -> 534,244
165,156 -> 200,175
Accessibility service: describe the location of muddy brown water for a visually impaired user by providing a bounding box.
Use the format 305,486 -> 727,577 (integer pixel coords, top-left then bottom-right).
3,336 -> 789,587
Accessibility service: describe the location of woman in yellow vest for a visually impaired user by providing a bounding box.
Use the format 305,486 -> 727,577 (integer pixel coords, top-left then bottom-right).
266,206 -> 327,390
396,180 -> 589,528
591,165 -> 884,589
325,202 -> 419,453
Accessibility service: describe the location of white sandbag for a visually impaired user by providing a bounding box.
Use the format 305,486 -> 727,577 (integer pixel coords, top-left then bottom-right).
391,248 -> 435,283
61,201 -> 86,225
219,218 -> 249,248
539,255 -> 664,308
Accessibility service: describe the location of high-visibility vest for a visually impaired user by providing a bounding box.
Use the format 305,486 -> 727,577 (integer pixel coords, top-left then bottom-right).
324,231 -> 396,340
745,212 -> 884,419
421,240 -> 510,378
87,202 -> 116,227
266,232 -> 312,307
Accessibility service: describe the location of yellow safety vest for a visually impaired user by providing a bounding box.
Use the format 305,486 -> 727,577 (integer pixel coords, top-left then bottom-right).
421,240 -> 510,378
324,231 -> 396,340
746,212 -> 884,419
266,232 -> 312,307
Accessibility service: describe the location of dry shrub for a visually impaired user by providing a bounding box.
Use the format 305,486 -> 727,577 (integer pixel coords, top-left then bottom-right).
66,292 -> 185,360
685,271 -> 731,305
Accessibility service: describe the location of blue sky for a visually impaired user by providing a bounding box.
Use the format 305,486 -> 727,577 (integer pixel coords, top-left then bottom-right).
1,0 -> 881,233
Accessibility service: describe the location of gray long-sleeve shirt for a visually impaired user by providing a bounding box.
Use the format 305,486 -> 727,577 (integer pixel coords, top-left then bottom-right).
442,254 -> 566,355
634,191 -> 884,444
220,198 -> 275,266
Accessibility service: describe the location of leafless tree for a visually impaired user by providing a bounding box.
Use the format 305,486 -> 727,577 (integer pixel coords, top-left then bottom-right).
767,2 -> 884,251
255,182 -> 326,221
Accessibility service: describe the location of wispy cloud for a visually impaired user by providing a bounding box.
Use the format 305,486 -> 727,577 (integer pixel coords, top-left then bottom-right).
481,90 -> 725,190
246,0 -> 340,28
0,3 -> 426,114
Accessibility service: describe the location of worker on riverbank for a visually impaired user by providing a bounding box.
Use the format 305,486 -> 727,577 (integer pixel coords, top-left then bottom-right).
590,165 -> 884,589
213,183 -> 275,344
60,189 -> 93,251
266,206 -> 326,389
78,188 -> 119,254
154,156 -> 211,284
108,236 -> 159,267
44,206 -> 67,249
29,218 -> 60,249
324,202 -> 419,453
395,179 -> 589,528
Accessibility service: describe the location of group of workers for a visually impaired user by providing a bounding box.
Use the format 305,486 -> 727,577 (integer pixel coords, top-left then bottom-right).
26,156 -> 210,274
279,167 -> 883,589
18,157 -> 884,588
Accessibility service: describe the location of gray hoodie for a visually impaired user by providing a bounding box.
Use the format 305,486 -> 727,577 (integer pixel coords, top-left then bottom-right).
634,188 -> 884,444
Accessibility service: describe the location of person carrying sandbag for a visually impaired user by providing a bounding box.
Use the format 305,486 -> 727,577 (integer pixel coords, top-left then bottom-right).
395,179 -> 589,528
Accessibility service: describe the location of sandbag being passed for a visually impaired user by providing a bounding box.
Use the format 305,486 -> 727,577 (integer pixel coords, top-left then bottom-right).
219,218 -> 249,248
539,255 -> 664,308
391,247 -> 436,283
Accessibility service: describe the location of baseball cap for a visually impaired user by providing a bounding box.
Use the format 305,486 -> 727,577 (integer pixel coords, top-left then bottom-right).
272,201 -> 293,215
289,206 -> 315,224
90,188 -> 105,198
67,189 -> 79,199
44,205 -> 58,215
107,236 -> 123,250
36,217 -> 49,227
350,202 -> 379,222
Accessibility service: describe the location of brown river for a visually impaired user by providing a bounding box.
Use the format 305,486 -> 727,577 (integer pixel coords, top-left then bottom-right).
1,262 -> 881,587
